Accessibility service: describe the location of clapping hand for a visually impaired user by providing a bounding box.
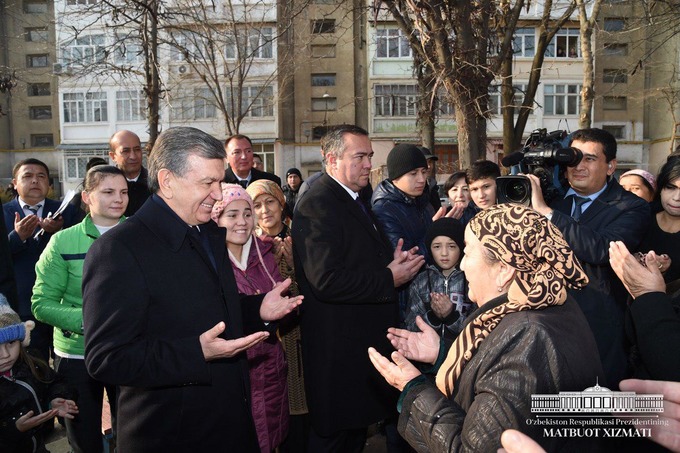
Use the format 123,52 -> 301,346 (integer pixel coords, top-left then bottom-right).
368,348 -> 422,392
430,292 -> 454,319
260,278 -> 303,321
609,241 -> 665,299
387,316 -> 440,365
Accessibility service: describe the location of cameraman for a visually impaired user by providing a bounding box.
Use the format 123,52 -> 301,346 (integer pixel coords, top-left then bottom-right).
525,128 -> 650,389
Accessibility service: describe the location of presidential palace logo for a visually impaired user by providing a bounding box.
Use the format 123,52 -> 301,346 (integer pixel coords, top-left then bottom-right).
527,381 -> 666,439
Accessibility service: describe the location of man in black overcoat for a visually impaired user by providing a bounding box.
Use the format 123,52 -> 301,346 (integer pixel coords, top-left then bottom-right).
292,125 -> 424,452
82,127 -> 301,452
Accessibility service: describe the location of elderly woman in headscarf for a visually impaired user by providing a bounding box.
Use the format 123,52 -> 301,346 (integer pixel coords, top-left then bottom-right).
246,180 -> 309,451
368,204 -> 605,452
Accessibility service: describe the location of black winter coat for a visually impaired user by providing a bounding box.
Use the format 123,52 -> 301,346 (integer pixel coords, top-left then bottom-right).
0,361 -> 73,453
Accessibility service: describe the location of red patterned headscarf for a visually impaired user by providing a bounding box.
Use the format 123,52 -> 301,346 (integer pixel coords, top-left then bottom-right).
435,204 -> 588,397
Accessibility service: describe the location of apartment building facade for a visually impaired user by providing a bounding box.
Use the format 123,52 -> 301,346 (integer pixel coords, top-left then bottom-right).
1,0 -> 678,190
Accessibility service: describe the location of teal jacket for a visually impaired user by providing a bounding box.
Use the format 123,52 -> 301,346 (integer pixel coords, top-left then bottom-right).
32,215 -> 125,356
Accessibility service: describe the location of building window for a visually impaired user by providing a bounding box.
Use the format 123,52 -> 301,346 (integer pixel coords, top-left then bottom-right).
513,27 -> 535,57
194,88 -> 216,119
66,157 -> 90,179
25,27 -> 48,42
63,91 -> 108,123
227,86 -> 274,118
26,54 -> 49,68
602,125 -> 625,139
116,90 -> 144,121
543,84 -> 580,115
67,0 -> 98,5
311,44 -> 335,58
376,28 -> 412,58
311,73 -> 336,86
27,83 -> 50,96
30,134 -> 53,147
488,84 -> 529,115
225,28 -> 273,60
374,84 -> 418,117
29,106 -> 52,120
114,42 -> 143,65
603,43 -> 628,56
169,32 -> 198,62
603,69 -> 627,83
603,96 -> 627,110
62,35 -> 106,66
311,96 -> 337,111
604,18 -> 626,32
23,1 -> 47,13
312,19 -> 335,34
546,28 -> 579,58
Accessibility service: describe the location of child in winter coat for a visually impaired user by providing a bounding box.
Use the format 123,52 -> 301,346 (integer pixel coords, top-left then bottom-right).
0,304 -> 78,453
405,218 -> 474,339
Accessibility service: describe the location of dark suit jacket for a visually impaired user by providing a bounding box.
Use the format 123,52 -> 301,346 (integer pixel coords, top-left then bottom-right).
224,166 -> 281,187
83,195 -> 264,452
0,206 -> 17,309
3,198 -> 77,318
292,174 -> 399,435
626,291 -> 680,381
550,178 -> 650,388
124,166 -> 151,216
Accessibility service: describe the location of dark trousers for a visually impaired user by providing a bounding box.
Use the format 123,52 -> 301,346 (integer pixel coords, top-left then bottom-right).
308,426 -> 367,453
54,356 -> 117,453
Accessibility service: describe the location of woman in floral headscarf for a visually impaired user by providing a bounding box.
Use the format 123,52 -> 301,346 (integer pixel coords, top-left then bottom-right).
368,204 -> 605,452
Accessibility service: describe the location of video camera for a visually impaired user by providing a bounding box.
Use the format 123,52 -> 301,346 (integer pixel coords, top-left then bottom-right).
496,129 -> 582,206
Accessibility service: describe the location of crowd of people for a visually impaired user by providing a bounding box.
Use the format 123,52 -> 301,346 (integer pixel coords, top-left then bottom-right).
1,124 -> 680,453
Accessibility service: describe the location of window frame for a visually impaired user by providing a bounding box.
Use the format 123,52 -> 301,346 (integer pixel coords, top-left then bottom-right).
543,83 -> 581,116
29,105 -> 52,120
374,84 -> 418,117
375,28 -> 412,59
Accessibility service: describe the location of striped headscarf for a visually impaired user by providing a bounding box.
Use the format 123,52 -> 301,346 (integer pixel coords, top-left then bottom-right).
435,203 -> 588,397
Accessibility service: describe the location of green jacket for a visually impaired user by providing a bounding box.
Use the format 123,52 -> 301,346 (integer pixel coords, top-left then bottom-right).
32,215 -> 125,356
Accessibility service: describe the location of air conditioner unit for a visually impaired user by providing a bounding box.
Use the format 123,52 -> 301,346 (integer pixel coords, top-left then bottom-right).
53,63 -> 71,75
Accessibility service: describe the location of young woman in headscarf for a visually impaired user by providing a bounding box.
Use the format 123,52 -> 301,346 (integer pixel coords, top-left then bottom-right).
212,183 -> 288,452
368,204 -> 605,452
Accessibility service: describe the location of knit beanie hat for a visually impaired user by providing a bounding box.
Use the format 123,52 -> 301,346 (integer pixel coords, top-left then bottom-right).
387,144 -> 428,180
211,183 -> 254,223
0,304 -> 34,347
425,218 -> 465,255
286,168 -> 302,180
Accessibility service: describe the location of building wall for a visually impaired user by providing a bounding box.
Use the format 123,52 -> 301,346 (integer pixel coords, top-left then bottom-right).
0,0 -> 59,178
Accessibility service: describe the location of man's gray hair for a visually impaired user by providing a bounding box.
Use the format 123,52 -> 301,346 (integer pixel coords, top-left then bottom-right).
320,125 -> 368,160
148,127 -> 226,193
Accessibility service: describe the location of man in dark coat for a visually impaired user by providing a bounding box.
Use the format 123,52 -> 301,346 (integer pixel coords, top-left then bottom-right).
224,134 -> 281,187
83,127 -> 301,453
109,130 -> 151,216
3,158 -> 77,360
528,128 -> 650,389
292,125 -> 424,452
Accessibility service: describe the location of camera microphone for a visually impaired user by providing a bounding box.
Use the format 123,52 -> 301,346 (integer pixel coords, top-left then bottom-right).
501,151 -> 525,168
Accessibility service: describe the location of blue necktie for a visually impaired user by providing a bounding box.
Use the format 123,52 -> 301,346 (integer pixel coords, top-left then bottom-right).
24,204 -> 41,216
571,196 -> 590,221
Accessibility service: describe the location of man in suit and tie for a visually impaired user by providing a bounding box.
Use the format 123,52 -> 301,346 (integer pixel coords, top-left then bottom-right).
292,125 -> 424,452
527,128 -> 650,389
224,134 -> 281,188
3,158 -> 76,360
109,130 -> 151,216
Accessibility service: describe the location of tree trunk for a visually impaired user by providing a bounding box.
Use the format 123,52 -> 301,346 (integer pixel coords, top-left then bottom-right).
501,54 -> 516,155
143,0 -> 160,153
579,26 -> 595,129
